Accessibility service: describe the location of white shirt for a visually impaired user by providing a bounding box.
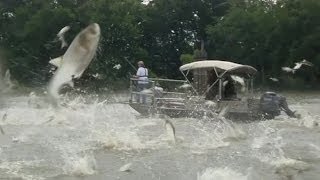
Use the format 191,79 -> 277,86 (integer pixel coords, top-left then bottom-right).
136,67 -> 148,84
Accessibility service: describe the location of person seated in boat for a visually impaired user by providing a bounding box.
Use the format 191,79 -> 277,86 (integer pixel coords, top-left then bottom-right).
260,92 -> 299,119
133,61 -> 149,104
223,75 -> 237,100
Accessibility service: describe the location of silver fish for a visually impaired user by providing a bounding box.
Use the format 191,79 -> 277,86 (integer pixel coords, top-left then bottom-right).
48,23 -> 101,100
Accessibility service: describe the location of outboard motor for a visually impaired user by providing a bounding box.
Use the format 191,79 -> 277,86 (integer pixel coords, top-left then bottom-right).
260,92 -> 281,119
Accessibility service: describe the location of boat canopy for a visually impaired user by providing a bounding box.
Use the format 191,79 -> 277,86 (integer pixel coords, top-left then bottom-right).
179,60 -> 257,76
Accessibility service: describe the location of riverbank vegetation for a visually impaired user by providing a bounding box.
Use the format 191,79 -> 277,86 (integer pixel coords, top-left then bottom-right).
1,0 -> 319,90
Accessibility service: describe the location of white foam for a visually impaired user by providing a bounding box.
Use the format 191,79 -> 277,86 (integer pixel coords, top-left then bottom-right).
271,158 -> 311,178
0,160 -> 45,180
99,131 -> 146,150
222,121 -> 247,141
300,115 -> 320,129
181,119 -> 232,150
197,167 -> 247,180
1,92 -> 320,179
251,127 -> 276,149
63,155 -> 97,176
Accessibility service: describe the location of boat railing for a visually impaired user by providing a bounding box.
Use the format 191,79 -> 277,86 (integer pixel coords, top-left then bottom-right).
150,78 -> 189,99
149,78 -> 187,83
129,78 -> 191,108
129,78 -> 155,105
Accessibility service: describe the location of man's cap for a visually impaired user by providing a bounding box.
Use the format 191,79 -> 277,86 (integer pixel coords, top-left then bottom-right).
138,61 -> 144,65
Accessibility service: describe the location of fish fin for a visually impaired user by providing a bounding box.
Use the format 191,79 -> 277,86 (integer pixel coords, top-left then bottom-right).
60,39 -> 68,49
57,26 -> 70,49
49,56 -> 63,68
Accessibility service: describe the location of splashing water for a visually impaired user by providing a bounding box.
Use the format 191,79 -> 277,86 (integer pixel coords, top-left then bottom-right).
0,92 -> 320,179
197,167 -> 247,180
63,154 -> 97,176
271,158 -> 311,179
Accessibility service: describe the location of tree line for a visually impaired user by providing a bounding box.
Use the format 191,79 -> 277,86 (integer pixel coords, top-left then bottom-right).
0,0 -> 319,90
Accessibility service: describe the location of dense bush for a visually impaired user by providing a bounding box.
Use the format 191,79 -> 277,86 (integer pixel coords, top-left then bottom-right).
0,0 -> 319,89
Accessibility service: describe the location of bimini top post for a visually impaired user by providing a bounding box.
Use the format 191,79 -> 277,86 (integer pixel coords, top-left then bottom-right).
179,60 -> 257,76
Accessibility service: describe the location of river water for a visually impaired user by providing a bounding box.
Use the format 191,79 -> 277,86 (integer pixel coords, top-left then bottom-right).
0,91 -> 319,180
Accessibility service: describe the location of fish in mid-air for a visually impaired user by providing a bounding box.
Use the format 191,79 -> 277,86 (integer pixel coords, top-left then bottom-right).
119,163 -> 132,172
164,119 -> 176,144
281,67 -> 295,73
269,77 -> 279,82
48,23 -> 101,100
113,64 -> 121,70
300,59 -> 313,66
281,59 -> 314,74
230,75 -> 245,87
292,59 -> 313,70
231,75 -> 246,92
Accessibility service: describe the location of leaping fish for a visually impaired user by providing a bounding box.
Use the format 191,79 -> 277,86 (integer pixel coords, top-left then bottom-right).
281,66 -> 295,73
231,75 -> 246,92
164,119 -> 176,144
269,77 -> 279,82
293,59 -> 314,70
48,23 -> 101,100
230,75 -> 245,87
119,163 -> 132,172
281,59 -> 314,74
113,64 -> 121,70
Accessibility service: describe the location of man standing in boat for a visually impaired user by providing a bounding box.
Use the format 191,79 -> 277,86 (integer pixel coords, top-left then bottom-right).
134,61 -> 149,104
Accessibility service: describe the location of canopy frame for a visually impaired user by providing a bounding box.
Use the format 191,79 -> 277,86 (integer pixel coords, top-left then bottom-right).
180,60 -> 257,100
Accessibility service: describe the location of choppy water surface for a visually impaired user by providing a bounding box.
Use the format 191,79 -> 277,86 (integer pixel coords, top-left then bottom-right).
0,92 -> 319,180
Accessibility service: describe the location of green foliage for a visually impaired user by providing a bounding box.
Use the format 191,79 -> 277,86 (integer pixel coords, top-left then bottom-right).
0,0 -> 319,89
206,0 -> 320,88
180,54 -> 193,65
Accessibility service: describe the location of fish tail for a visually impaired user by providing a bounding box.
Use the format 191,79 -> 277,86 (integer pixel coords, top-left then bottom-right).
61,38 -> 68,49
